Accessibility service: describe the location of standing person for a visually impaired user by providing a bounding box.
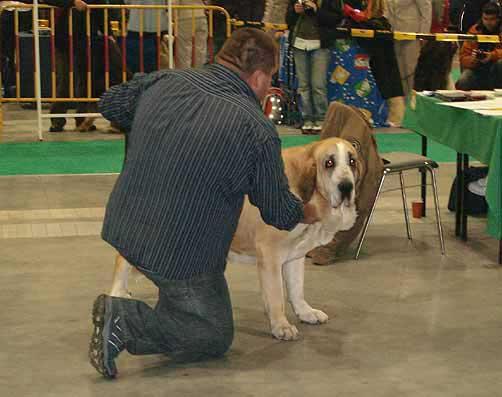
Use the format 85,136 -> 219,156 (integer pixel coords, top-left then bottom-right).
386,0 -> 432,96
234,0 -> 265,24
48,0 -> 121,132
286,0 -> 343,134
456,1 -> 502,90
340,0 -> 405,126
207,0 -> 235,57
173,0 -> 208,68
457,0 -> 491,33
18,0 -> 89,131
88,28 -> 318,379
125,0 -> 169,73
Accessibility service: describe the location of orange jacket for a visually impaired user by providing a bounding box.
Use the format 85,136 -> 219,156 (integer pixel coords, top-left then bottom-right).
461,24 -> 502,70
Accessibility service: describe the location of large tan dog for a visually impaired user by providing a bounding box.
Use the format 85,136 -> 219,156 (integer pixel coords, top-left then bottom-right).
309,102 -> 384,265
109,137 -> 360,341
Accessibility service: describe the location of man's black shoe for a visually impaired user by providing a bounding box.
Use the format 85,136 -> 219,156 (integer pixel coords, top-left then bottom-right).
89,294 -> 125,379
49,126 -> 64,133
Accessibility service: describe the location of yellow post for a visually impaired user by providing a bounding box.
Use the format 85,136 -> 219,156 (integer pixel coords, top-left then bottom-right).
0,100 -> 3,140
121,8 -> 127,82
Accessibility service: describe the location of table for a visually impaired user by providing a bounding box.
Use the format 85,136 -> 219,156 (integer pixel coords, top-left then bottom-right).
404,94 -> 502,264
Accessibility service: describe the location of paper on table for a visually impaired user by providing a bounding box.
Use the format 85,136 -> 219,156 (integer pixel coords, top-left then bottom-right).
474,109 -> 502,116
438,98 -> 502,110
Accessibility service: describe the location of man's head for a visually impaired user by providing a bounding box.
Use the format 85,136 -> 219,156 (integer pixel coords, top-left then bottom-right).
216,28 -> 279,101
481,2 -> 501,32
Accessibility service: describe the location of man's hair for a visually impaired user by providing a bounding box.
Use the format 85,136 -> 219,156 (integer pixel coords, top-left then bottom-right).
216,28 -> 278,77
482,1 -> 501,17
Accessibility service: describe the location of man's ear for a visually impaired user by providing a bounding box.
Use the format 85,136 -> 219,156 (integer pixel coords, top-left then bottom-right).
245,70 -> 261,93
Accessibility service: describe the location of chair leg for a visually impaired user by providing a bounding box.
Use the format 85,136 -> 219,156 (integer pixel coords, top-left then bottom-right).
399,171 -> 412,240
428,166 -> 446,255
355,172 -> 387,260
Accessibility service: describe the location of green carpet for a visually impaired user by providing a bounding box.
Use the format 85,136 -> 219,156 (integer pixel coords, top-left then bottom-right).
0,134 -> 457,176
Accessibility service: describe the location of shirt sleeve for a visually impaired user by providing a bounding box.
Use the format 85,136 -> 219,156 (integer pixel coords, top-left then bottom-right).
248,137 -> 304,231
98,71 -> 168,132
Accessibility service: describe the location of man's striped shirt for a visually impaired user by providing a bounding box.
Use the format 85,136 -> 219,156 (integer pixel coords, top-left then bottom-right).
99,64 -> 304,280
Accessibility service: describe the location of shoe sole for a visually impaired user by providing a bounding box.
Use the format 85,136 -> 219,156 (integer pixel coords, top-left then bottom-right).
89,294 -> 116,379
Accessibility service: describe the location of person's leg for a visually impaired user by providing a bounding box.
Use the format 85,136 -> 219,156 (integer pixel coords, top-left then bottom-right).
193,16 -> 208,68
359,39 -> 405,126
50,48 -> 71,132
310,48 -> 330,131
489,59 -> 502,88
360,39 -> 404,100
395,40 -> 421,97
293,47 -> 314,131
74,49 -> 89,129
455,68 -> 482,90
126,34 -> 141,74
89,271 -> 234,378
175,15 -> 195,69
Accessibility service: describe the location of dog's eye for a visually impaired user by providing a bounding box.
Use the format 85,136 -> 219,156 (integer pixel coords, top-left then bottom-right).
325,159 -> 335,169
349,157 -> 356,168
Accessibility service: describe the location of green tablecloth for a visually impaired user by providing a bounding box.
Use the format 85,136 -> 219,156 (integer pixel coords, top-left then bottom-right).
404,94 -> 502,240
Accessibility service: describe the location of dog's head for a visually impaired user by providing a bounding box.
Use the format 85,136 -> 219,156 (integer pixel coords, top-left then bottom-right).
284,137 -> 360,232
312,137 -> 362,210
320,102 -> 382,190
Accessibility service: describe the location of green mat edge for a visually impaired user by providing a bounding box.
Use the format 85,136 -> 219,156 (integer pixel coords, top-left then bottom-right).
0,133 -> 457,176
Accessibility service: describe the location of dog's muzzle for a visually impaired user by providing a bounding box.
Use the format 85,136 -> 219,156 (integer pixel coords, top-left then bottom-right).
338,180 -> 354,203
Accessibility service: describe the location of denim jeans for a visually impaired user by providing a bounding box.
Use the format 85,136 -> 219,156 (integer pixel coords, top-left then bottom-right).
110,271 -> 234,360
293,47 -> 330,124
456,60 -> 502,91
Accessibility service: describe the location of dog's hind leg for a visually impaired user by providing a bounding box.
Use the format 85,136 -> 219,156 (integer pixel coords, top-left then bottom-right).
110,254 -> 133,298
283,257 -> 329,325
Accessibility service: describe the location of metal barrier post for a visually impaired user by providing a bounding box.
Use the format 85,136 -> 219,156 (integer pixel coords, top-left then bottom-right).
168,0 -> 174,69
33,0 -> 44,140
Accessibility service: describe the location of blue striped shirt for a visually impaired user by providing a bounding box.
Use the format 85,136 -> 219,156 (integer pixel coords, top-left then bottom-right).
99,64 -> 304,279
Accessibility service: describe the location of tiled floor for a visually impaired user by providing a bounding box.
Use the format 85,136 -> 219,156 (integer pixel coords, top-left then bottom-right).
1,104 -> 501,396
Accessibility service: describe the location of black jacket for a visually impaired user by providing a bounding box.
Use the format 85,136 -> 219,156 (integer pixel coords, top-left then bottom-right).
459,0 -> 491,33
18,0 -> 119,49
286,0 -> 344,48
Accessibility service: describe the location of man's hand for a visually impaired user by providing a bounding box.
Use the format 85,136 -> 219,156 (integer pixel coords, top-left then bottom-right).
472,49 -> 491,64
480,51 -> 492,64
294,2 -> 304,14
74,0 -> 88,12
300,202 -> 320,224
303,0 -> 317,12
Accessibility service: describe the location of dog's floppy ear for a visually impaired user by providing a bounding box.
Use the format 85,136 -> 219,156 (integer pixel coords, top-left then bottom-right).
297,160 -> 317,203
344,137 -> 366,190
353,148 -> 365,193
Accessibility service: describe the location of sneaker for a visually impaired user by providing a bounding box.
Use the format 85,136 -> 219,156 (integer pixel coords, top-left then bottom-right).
302,121 -> 314,135
89,294 -> 125,379
311,122 -> 322,135
49,125 -> 64,133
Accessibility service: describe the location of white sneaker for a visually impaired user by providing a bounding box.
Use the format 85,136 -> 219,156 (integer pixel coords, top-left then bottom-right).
312,122 -> 323,131
302,121 -> 314,131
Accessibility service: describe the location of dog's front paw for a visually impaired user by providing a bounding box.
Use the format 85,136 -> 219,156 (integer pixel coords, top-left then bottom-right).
271,321 -> 299,341
298,308 -> 329,325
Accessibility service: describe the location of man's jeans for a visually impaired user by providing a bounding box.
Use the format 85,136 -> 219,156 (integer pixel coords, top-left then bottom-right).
110,271 -> 234,360
456,60 -> 502,90
293,47 -> 330,124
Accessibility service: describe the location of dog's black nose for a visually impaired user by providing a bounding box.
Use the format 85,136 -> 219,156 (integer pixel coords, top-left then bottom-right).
338,181 -> 353,201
